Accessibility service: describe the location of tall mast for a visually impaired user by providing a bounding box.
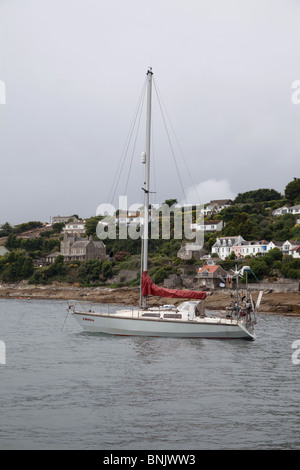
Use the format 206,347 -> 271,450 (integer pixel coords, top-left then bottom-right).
141,67 -> 153,309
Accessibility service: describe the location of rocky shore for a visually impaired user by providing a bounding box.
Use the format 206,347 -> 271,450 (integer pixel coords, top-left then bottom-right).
1,282 -> 300,316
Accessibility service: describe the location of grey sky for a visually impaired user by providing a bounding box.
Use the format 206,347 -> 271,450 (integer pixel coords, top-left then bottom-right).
0,0 -> 300,225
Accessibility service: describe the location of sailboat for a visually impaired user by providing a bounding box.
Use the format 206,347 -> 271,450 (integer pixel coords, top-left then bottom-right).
69,68 -> 262,340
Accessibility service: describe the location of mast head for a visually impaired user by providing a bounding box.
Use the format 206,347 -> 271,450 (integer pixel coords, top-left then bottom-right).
147,67 -> 153,75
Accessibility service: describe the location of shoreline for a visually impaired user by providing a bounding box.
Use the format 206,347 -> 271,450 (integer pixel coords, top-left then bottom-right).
1,282 -> 300,316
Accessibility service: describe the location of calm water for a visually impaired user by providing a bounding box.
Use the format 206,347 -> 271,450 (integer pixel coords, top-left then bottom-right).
0,297 -> 300,450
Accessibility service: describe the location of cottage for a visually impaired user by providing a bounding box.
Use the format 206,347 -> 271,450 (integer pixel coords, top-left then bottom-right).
45,252 -> 61,264
197,264 -> 227,289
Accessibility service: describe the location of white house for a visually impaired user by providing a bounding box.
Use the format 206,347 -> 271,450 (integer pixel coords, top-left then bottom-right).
52,215 -> 73,224
289,205 -> 300,215
267,241 -> 284,252
272,206 -> 290,216
272,205 -> 300,216
116,211 -> 144,226
232,240 -> 269,258
280,240 -> 300,256
62,220 -> 86,235
203,199 -> 233,216
191,220 -> 224,233
290,245 -> 300,258
212,236 -> 245,260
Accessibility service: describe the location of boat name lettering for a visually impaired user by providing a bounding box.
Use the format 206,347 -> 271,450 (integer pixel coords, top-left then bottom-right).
83,317 -> 94,322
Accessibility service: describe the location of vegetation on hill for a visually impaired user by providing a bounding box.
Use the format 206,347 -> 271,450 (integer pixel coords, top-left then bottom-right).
1,177 -> 300,285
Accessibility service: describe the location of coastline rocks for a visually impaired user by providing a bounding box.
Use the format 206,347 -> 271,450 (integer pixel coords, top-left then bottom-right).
0,282 -> 299,315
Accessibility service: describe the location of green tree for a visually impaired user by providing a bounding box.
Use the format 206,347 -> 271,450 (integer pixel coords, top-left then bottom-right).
78,259 -> 101,283
222,212 -> 256,239
101,260 -> 113,280
284,178 -> 300,205
234,188 -> 282,204
164,198 -> 178,207
85,216 -> 103,237
0,249 -> 33,282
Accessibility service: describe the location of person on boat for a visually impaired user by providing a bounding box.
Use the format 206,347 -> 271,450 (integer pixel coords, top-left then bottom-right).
195,301 -> 206,317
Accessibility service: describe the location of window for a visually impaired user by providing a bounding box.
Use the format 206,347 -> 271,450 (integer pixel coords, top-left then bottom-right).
142,313 -> 160,318
163,314 -> 182,319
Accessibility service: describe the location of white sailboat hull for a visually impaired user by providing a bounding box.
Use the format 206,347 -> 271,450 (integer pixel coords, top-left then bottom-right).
71,310 -> 255,340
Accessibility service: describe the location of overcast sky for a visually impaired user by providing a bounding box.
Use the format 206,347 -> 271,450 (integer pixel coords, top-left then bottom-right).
0,0 -> 300,225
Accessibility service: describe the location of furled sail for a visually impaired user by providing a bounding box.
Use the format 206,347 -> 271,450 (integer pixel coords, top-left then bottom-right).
141,271 -> 207,300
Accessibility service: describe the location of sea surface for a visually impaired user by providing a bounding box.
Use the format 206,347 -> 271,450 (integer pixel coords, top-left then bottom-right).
0,297 -> 300,450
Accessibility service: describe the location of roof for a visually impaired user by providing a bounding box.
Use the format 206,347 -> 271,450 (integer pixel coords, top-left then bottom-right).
72,241 -> 89,248
203,220 -> 222,225
198,265 -> 222,274
93,241 -> 106,248
210,199 -> 233,205
0,246 -> 10,256
45,251 -> 61,258
291,245 -> 300,251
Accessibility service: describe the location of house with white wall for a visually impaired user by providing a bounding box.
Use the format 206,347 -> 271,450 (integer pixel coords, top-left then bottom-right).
290,246 -> 300,258
272,205 -> 300,216
232,240 -> 269,258
203,199 -> 233,216
211,236 -> 245,260
62,220 -> 86,235
280,240 -> 300,255
191,220 -> 224,233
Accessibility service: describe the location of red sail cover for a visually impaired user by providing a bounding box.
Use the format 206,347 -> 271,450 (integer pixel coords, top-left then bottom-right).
142,271 -> 207,300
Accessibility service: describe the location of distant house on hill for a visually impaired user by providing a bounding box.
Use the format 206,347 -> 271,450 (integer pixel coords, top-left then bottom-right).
191,220 -> 224,233
204,199 -> 233,215
62,220 -> 86,235
281,240 -> 300,256
232,240 -> 269,258
272,205 -> 300,216
212,236 -> 245,260
51,215 -> 73,224
46,233 -> 106,263
291,245 -> 300,258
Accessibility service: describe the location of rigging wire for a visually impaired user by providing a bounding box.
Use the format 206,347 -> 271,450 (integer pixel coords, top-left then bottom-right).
107,77 -> 147,207
123,85 -> 146,196
153,77 -> 202,207
153,78 -> 187,203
